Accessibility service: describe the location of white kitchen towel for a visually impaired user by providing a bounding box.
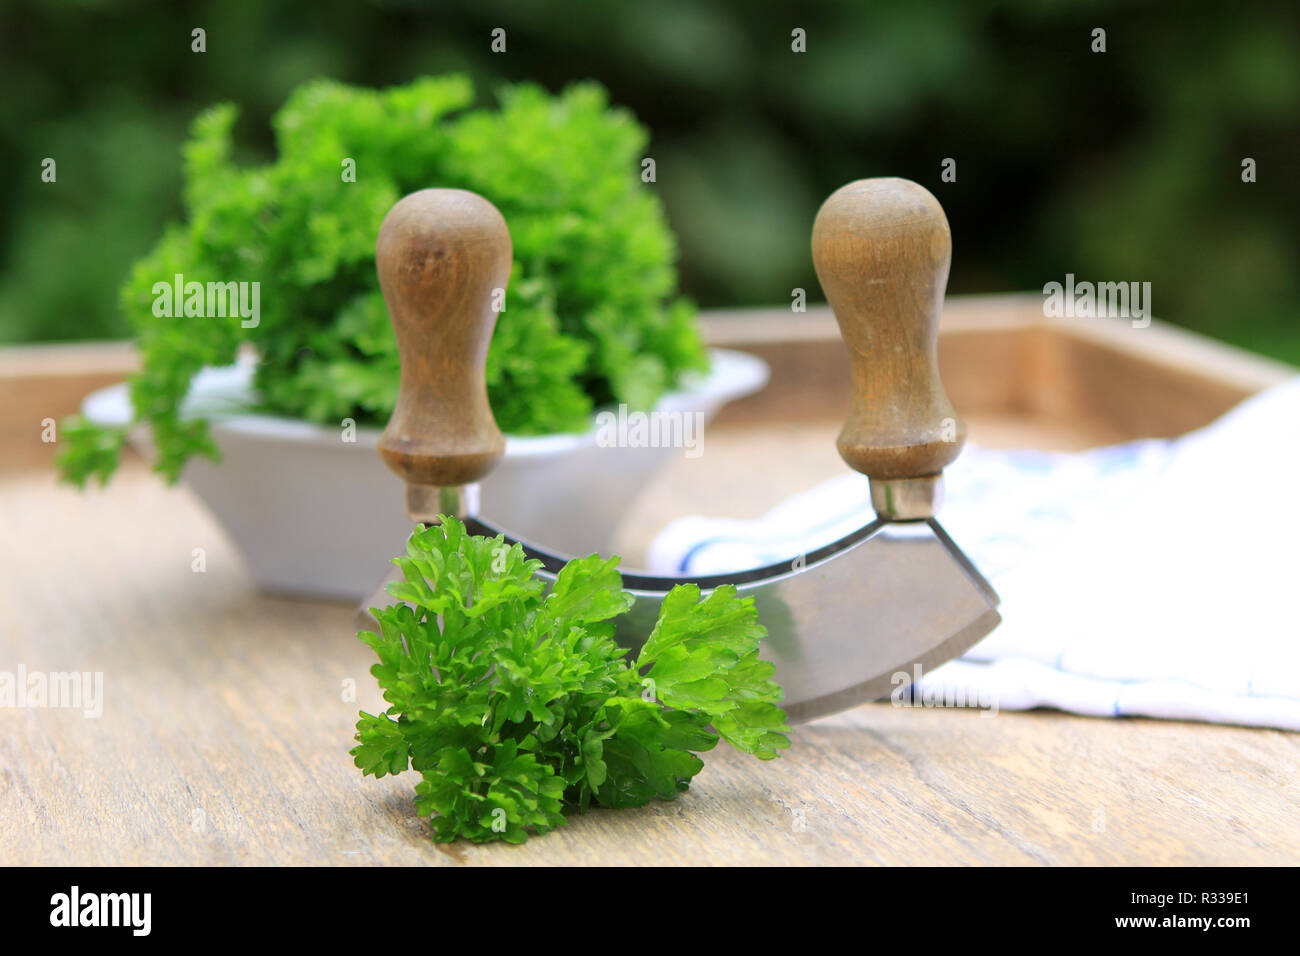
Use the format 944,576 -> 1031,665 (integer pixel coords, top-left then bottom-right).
648,377 -> 1300,730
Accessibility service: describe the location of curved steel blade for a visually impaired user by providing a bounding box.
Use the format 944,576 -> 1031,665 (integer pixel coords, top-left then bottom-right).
357,517 -> 1000,723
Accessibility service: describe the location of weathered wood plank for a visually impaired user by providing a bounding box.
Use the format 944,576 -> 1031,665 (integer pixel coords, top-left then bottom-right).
2,463 -> 1297,866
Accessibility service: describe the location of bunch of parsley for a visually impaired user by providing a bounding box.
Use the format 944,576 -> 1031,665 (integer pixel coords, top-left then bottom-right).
352,518 -> 790,844
58,75 -> 706,487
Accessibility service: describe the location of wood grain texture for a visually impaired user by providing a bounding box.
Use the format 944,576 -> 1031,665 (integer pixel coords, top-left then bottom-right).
2,303 -> 1296,865
811,179 -> 964,480
2,462 -> 1298,866
375,189 -> 508,495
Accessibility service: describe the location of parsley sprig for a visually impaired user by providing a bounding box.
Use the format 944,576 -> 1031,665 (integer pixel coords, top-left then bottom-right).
57,75 -> 705,488
352,517 -> 790,844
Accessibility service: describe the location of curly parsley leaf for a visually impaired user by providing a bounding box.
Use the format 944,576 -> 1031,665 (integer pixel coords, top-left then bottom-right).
352,517 -> 789,844
638,583 -> 791,760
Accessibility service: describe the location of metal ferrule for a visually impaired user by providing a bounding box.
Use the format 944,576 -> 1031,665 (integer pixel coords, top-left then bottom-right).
869,474 -> 943,521
404,483 -> 480,524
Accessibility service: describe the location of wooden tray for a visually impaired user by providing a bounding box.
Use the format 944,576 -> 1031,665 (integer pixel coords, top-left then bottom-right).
3,293 -> 1290,474
707,293 -> 1293,440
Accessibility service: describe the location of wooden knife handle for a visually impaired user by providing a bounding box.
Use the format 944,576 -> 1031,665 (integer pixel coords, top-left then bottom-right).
811,178 -> 964,517
375,189 -> 508,514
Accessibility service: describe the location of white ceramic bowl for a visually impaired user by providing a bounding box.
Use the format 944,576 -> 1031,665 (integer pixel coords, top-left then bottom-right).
82,348 -> 768,599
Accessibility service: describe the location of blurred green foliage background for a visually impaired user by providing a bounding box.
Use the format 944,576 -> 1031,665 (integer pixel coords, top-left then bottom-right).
2,0 -> 1298,360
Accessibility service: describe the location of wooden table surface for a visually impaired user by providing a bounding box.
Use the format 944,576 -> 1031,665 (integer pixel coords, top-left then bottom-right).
4,445 -> 1299,866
